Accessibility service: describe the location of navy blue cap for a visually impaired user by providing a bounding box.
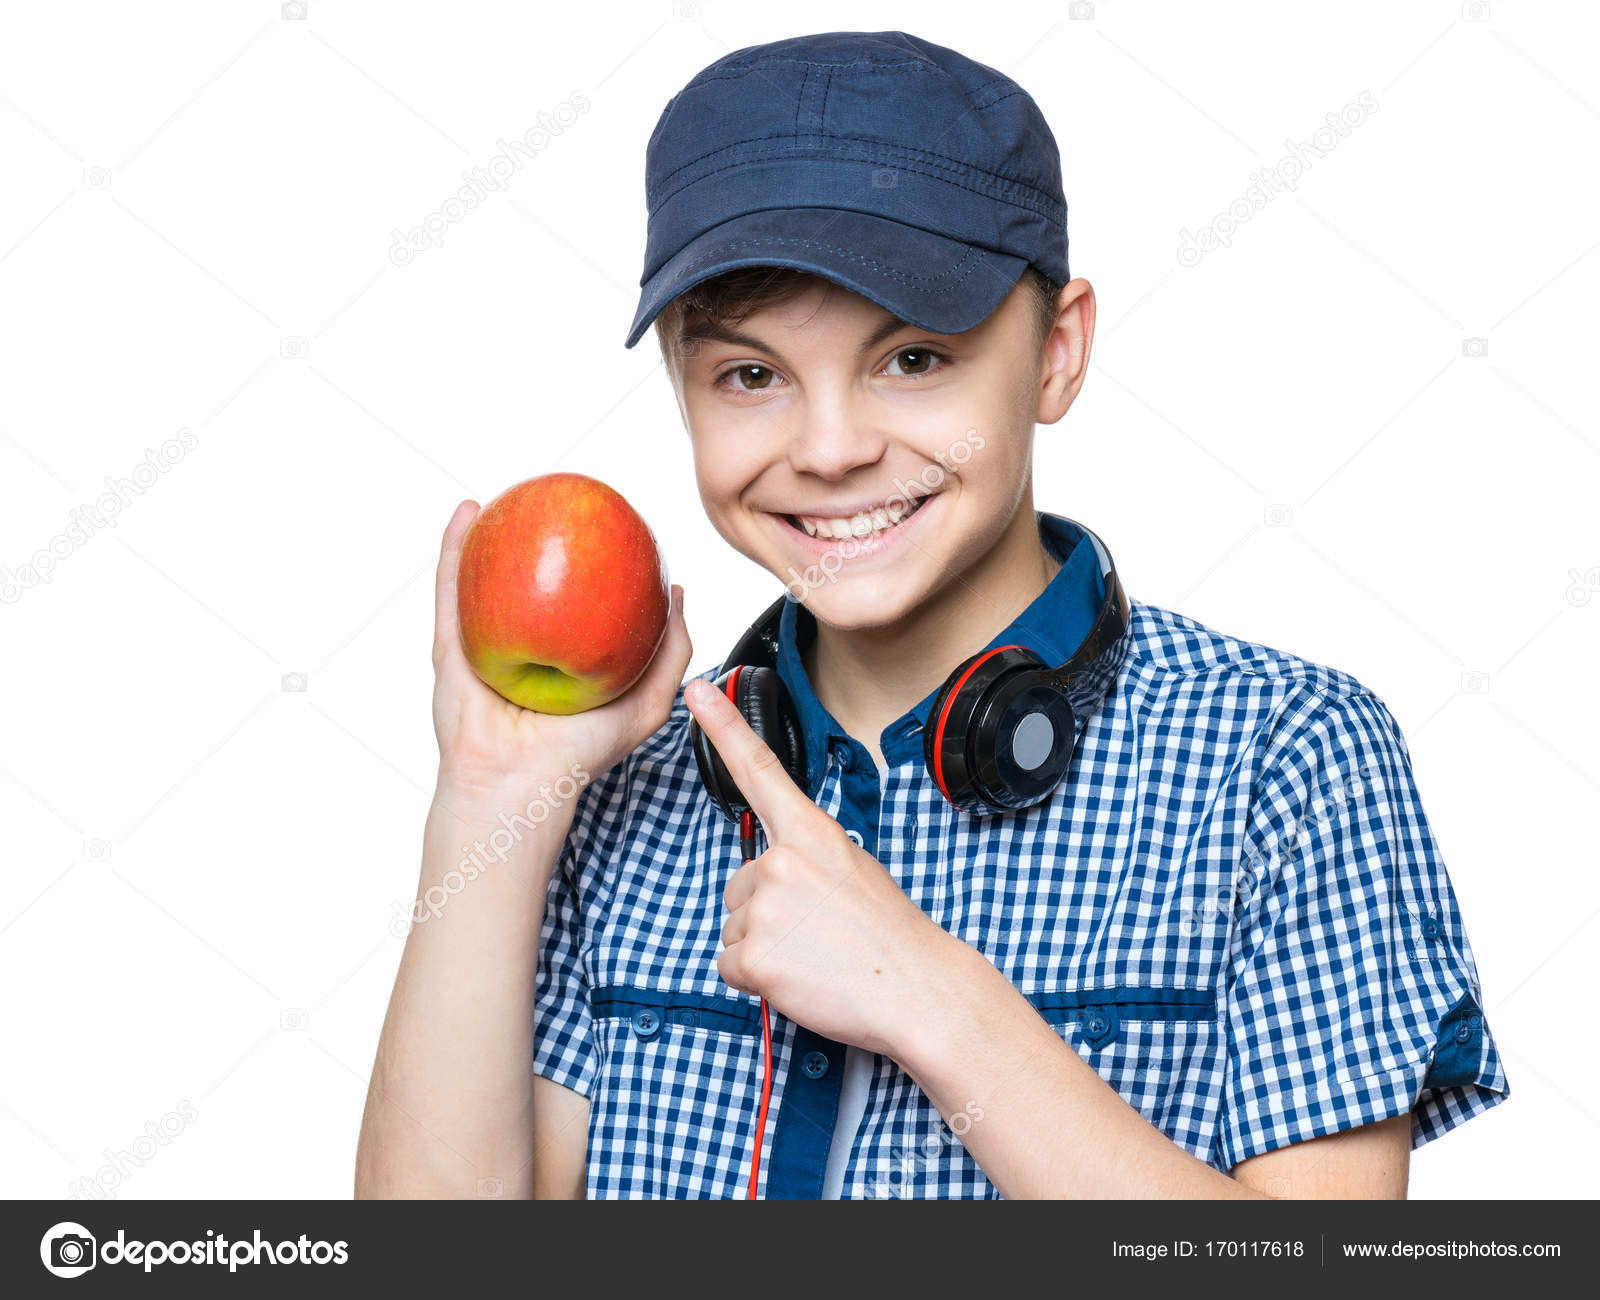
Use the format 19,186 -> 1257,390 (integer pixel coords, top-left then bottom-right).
625,30 -> 1069,349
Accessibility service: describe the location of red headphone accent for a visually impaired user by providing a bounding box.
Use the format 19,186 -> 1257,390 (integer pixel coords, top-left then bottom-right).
930,644 -> 1026,803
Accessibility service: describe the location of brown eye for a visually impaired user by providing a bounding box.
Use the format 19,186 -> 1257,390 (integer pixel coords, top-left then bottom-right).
887,348 -> 941,377
737,365 -> 773,389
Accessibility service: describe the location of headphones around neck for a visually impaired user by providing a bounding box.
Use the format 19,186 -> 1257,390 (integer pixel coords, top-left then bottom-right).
688,518 -> 1131,819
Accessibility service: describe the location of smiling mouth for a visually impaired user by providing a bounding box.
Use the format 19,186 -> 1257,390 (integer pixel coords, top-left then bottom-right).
779,493 -> 935,541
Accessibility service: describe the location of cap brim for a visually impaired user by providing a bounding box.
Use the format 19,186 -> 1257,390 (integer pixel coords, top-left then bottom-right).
624,206 -> 1029,349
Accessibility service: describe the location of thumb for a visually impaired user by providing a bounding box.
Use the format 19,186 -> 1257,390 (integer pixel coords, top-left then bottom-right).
620,583 -> 693,746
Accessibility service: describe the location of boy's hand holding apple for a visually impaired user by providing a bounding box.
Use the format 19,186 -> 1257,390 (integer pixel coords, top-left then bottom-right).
430,474 -> 691,828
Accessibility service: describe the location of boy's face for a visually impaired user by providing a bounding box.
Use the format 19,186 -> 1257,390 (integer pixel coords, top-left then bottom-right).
670,274 -> 1090,631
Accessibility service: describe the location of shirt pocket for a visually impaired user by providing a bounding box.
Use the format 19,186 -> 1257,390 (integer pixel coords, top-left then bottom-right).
1028,986 -> 1221,1151
587,985 -> 764,1200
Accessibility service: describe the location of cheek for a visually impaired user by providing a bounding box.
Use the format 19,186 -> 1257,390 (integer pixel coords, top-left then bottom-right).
691,458 -> 740,527
688,436 -> 779,562
691,424 -> 768,503
905,387 -> 1031,487
926,364 -> 1031,439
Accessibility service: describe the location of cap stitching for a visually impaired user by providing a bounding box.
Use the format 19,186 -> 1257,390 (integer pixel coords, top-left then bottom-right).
688,59 -> 932,82
652,158 -> 1065,237
650,142 -> 1065,221
650,134 -> 1062,215
965,77 -> 1029,109
792,64 -> 808,139
971,87 -> 1039,116
668,233 -> 995,293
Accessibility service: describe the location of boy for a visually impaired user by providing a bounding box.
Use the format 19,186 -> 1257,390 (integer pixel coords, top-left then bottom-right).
357,30 -> 1506,1199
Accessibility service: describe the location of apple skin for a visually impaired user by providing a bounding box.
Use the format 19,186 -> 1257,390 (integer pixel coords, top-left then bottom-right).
456,473 -> 670,714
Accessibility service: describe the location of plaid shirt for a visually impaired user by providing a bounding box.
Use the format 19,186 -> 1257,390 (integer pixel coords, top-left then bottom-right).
533,511 -> 1508,1198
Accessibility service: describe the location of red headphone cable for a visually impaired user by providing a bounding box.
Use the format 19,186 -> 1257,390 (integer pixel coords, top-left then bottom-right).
722,668 -> 774,1199
740,808 -> 773,1199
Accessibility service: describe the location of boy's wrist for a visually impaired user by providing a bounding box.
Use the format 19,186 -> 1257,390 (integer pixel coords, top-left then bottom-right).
430,771 -> 578,839
879,922 -> 994,1070
403,790 -> 572,940
420,778 -> 575,893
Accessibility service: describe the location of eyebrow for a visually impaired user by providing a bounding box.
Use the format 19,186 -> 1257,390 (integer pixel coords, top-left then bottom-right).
678,311 -> 920,369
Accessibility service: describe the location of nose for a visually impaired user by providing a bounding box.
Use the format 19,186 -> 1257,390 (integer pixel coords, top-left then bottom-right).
784,396 -> 888,481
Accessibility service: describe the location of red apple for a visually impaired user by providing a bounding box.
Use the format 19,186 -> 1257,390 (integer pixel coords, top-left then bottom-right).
456,473 -> 669,714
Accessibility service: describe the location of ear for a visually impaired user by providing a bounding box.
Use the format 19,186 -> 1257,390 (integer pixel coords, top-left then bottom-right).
1036,278 -> 1097,426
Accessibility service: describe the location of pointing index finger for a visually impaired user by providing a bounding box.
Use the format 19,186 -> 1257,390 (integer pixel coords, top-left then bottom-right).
685,675 -> 813,841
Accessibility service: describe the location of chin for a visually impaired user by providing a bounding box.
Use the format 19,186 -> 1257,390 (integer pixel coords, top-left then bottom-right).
782,572 -> 932,631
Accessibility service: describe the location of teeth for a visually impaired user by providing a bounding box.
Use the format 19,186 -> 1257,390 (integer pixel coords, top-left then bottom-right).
794,496 -> 926,540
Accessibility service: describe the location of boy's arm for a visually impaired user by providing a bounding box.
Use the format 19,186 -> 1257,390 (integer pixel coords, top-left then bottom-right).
357,501 -> 690,1199
893,935 -> 1409,1198
355,787 -> 570,1199
1231,1113 -> 1410,1196
532,1077 -> 589,1199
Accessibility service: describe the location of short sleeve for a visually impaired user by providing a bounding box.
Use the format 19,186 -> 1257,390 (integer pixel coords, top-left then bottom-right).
532,825 -> 598,1098
1216,686 -> 1509,1170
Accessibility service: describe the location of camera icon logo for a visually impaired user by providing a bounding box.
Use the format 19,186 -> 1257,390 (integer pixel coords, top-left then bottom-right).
281,672 -> 308,692
81,167 -> 112,190
1263,503 -> 1293,527
1566,566 -> 1600,607
871,169 -> 898,189
41,1222 -> 97,1278
1461,337 -> 1488,358
82,839 -> 113,862
1459,671 -> 1490,694
279,337 -> 309,360
282,1 -> 308,18
389,900 -> 418,939
280,1008 -> 309,1031
1070,1 -> 1096,17
673,1 -> 702,20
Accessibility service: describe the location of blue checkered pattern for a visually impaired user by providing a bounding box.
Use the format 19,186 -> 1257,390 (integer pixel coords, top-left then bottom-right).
533,517 -> 1507,1198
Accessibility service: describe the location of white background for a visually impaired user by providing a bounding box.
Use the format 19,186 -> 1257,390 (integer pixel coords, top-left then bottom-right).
1,0 -> 1595,1200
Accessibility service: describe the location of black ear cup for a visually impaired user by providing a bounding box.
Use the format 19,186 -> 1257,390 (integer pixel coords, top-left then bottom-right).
688,665 -> 808,821
923,646 -> 1079,815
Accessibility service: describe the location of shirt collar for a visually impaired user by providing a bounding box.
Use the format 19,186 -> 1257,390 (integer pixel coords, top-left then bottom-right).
775,510 -> 1108,792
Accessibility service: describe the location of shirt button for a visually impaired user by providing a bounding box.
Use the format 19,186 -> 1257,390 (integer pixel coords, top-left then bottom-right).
801,1050 -> 829,1080
845,828 -> 864,848
1082,1006 -> 1119,1047
838,747 -> 854,772
1454,1021 -> 1474,1045
1421,916 -> 1442,941
631,1009 -> 660,1041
